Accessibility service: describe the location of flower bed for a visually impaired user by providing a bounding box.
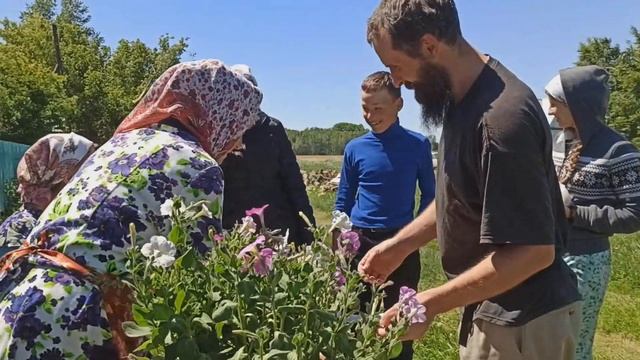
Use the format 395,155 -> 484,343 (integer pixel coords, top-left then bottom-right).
124,199 -> 424,359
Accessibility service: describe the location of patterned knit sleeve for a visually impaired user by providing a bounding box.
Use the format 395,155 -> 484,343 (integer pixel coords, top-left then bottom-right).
573,141 -> 640,234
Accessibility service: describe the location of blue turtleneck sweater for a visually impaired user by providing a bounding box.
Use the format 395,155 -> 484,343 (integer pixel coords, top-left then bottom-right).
335,120 -> 435,229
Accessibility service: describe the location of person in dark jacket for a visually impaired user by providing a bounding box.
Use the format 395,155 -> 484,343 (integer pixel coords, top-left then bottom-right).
222,65 -> 316,245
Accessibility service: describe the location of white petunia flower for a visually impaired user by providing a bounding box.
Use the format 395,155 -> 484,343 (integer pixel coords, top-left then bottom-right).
238,216 -> 257,235
141,235 -> 177,268
154,254 -> 176,268
331,211 -> 352,232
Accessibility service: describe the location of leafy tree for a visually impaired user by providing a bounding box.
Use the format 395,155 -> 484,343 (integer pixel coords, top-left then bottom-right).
0,0 -> 188,144
577,27 -> 640,146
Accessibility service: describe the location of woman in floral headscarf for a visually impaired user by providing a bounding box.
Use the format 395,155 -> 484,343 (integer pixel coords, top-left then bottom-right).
0,60 -> 262,359
0,133 -> 96,255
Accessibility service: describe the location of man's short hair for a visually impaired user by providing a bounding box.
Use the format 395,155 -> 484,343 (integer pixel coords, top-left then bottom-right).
367,0 -> 462,57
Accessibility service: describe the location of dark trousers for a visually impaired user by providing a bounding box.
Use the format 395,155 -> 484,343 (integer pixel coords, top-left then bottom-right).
353,227 -> 421,360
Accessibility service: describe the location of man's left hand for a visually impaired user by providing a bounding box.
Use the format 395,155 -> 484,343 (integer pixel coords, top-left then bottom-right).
377,303 -> 434,341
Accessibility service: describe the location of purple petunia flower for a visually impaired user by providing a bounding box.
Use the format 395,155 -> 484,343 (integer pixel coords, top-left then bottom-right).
238,236 -> 275,276
398,286 -> 427,324
245,204 -> 269,227
334,271 -> 346,288
339,231 -> 360,257
238,235 -> 266,258
254,248 -> 275,276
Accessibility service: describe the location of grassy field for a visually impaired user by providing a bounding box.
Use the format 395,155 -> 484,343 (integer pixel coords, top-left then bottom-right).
299,156 -> 640,360
297,155 -> 343,172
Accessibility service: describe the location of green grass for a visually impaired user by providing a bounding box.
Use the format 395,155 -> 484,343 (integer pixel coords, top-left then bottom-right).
300,156 -> 640,360
296,155 -> 343,172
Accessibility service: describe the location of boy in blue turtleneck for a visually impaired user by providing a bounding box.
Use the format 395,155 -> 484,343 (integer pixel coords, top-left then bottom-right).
335,71 -> 435,360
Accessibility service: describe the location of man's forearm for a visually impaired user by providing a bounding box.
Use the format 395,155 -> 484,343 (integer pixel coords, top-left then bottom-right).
392,201 -> 437,255
418,245 -> 556,317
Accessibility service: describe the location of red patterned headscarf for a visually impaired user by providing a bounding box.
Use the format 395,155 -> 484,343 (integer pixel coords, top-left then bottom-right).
115,59 -> 263,160
17,133 -> 97,210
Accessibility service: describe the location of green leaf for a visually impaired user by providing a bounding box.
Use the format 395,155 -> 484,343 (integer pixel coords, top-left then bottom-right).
211,300 -> 237,322
209,291 -> 222,302
229,346 -> 247,360
175,248 -> 197,269
231,329 -> 259,340
237,280 -> 257,298
168,226 -> 183,245
122,321 -> 152,337
127,355 -> 150,360
215,322 -> 225,339
177,159 -> 191,166
193,312 -> 214,330
105,261 -> 118,274
152,303 -> 173,321
277,305 -> 306,316
274,292 -> 288,303
176,338 -> 200,359
133,339 -> 152,353
278,273 -> 290,289
335,332 -> 355,355
210,198 -> 221,218
269,331 -> 293,351
132,305 -> 149,326
311,309 -> 337,322
264,349 -> 290,359
174,290 -> 186,313
214,262 -> 226,274
388,341 -> 403,359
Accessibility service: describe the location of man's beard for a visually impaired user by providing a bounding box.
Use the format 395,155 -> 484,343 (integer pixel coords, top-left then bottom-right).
408,61 -> 452,129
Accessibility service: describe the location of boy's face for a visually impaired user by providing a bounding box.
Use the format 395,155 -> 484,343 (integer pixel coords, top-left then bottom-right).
361,89 -> 402,133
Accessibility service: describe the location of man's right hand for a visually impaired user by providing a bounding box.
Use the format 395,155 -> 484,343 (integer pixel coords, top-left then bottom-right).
358,239 -> 407,283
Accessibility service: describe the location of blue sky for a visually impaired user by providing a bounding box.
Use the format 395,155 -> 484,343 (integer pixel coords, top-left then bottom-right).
1,1 -> 638,134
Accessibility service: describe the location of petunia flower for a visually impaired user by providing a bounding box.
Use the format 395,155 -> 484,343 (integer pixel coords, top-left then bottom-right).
238,216 -> 257,235
334,271 -> 346,288
398,286 -> 427,324
141,235 -> 177,268
245,204 -> 269,227
254,248 -> 275,276
331,211 -> 353,232
339,231 -> 360,257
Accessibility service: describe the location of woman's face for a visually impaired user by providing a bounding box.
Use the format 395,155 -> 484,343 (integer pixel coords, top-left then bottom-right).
547,96 -> 576,130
